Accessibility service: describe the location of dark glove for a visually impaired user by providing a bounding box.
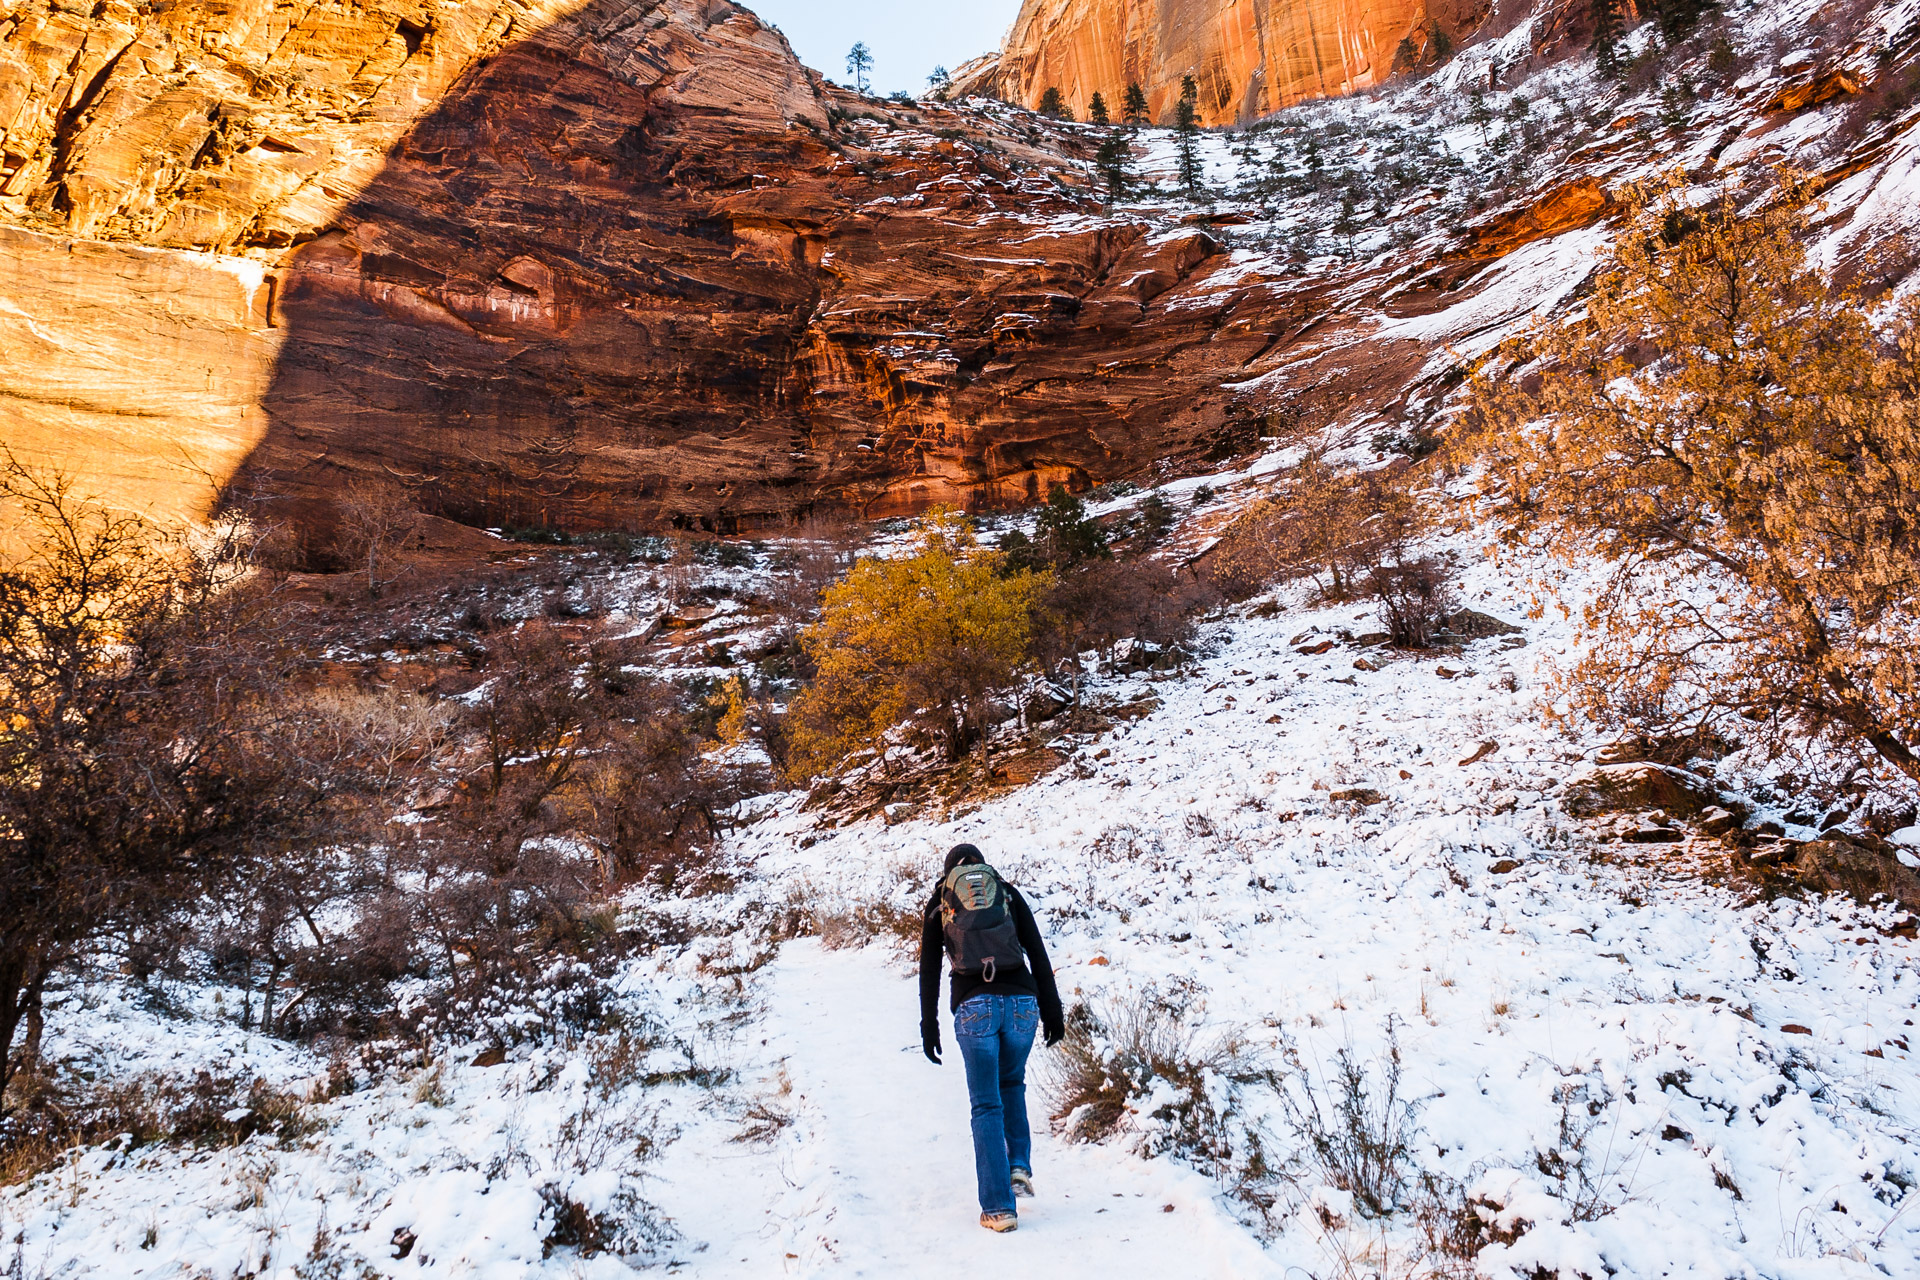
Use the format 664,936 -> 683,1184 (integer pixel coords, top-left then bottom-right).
1043,1020 -> 1064,1048
922,1022 -> 942,1064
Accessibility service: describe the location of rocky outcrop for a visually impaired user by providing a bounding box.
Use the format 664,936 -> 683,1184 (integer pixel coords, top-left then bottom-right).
993,0 -> 1443,126
1560,763 -> 1745,823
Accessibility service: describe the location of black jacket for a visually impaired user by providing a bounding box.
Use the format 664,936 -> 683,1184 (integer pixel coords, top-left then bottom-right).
919,879 -> 1064,1051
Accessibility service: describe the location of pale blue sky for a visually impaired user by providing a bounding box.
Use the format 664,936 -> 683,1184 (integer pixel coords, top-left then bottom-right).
745,1 -> 1022,98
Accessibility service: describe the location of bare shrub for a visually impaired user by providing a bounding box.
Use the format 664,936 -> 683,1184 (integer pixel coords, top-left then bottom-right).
1465,172 -> 1920,782
331,476 -> 421,599
1530,1077 -> 1630,1223
767,512 -> 860,640
538,1182 -> 674,1263
1,1071 -> 319,1187
1046,982 -> 1287,1225
0,456 -> 364,1106
1369,556 -> 1456,649
1207,453 -> 1424,601
1033,555 -> 1213,699
1280,1025 -> 1418,1218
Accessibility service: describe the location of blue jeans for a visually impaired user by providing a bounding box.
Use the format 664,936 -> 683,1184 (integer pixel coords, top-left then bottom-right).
953,993 -> 1039,1216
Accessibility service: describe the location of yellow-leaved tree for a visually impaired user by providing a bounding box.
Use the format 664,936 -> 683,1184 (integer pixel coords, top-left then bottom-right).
1464,172 -> 1920,779
786,512 -> 1049,779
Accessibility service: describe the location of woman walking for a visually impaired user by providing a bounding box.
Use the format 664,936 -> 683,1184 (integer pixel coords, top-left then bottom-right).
919,843 -> 1065,1232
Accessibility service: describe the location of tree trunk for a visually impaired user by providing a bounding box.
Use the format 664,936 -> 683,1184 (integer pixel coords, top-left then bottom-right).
0,947 -> 45,1111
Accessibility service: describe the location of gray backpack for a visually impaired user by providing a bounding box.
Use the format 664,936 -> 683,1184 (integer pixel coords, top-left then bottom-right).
939,862 -> 1024,981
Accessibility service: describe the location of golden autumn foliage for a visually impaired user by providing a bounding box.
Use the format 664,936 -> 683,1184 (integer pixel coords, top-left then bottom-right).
785,512 -> 1050,779
710,675 -> 753,749
1465,173 -> 1920,779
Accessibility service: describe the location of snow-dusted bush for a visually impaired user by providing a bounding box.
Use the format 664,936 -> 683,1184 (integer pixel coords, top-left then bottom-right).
1045,981 -> 1288,1227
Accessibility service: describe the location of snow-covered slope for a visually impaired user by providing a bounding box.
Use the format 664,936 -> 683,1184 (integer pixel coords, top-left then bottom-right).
6,535 -> 1916,1277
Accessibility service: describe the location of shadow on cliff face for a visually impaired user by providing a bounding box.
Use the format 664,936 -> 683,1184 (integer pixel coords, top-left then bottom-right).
231,0 -> 848,556
229,0 -> 1264,563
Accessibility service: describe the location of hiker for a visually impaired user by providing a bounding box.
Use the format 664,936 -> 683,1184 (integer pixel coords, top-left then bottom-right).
920,843 -> 1065,1233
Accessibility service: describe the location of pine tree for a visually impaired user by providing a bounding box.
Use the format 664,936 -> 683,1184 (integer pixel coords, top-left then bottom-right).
1095,131 -> 1136,201
1232,131 -> 1263,201
1123,81 -> 1150,127
1175,98 -> 1203,197
846,41 -> 873,94
1033,486 -> 1110,568
1591,0 -> 1625,79
1087,91 -> 1110,125
1334,194 -> 1359,258
1467,87 -> 1494,141
1653,0 -> 1717,42
1038,86 -> 1069,119
1136,492 -> 1174,546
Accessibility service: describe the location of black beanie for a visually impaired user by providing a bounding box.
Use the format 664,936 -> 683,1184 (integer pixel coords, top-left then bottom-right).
944,843 -> 984,872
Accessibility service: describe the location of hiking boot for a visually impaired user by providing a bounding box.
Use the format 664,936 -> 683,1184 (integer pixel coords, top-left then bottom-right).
980,1212 -> 1019,1233
1010,1169 -> 1034,1198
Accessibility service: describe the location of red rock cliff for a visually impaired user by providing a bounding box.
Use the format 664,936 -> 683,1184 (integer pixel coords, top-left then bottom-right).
993,0 -> 1449,126
0,0 -> 1263,537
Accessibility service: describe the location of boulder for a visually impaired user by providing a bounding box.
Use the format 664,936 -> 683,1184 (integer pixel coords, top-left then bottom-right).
1561,763 -> 1745,823
1442,609 -> 1524,639
1024,682 -> 1073,723
1791,840 -> 1920,907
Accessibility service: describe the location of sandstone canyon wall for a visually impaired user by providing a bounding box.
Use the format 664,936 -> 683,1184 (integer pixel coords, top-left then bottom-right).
992,0 -> 1447,126
0,0 -> 1280,540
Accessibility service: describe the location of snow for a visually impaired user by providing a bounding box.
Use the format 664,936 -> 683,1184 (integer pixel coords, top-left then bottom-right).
1376,226 -> 1612,360
7,548 -> 1918,1280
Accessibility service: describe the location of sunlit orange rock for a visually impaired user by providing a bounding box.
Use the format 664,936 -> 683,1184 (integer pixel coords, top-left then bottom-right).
993,0 -> 1439,126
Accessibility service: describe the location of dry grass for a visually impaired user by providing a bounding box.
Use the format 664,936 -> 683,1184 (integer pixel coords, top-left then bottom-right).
1,1069 -> 321,1187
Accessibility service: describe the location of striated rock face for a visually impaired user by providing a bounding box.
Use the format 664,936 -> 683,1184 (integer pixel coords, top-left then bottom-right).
4,0 -> 1910,551
0,0 -> 1262,537
993,0 -> 1446,127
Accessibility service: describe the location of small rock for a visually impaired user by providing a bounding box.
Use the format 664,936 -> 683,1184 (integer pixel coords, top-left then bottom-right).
1435,666 -> 1459,679
1624,828 -> 1685,844
1354,632 -> 1391,646
1781,1024 -> 1813,1036
1399,769 -> 1413,780
1297,640 -> 1336,656
1094,748 -> 1111,760
1490,859 -> 1523,875
1696,805 -> 1741,836
1087,956 -> 1110,966
1660,1125 -> 1692,1142
1353,658 -> 1380,672
1266,714 -> 1283,724
1329,787 -> 1386,805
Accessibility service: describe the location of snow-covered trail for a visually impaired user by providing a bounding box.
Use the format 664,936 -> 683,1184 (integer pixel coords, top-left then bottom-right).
691,942 -> 1281,1278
